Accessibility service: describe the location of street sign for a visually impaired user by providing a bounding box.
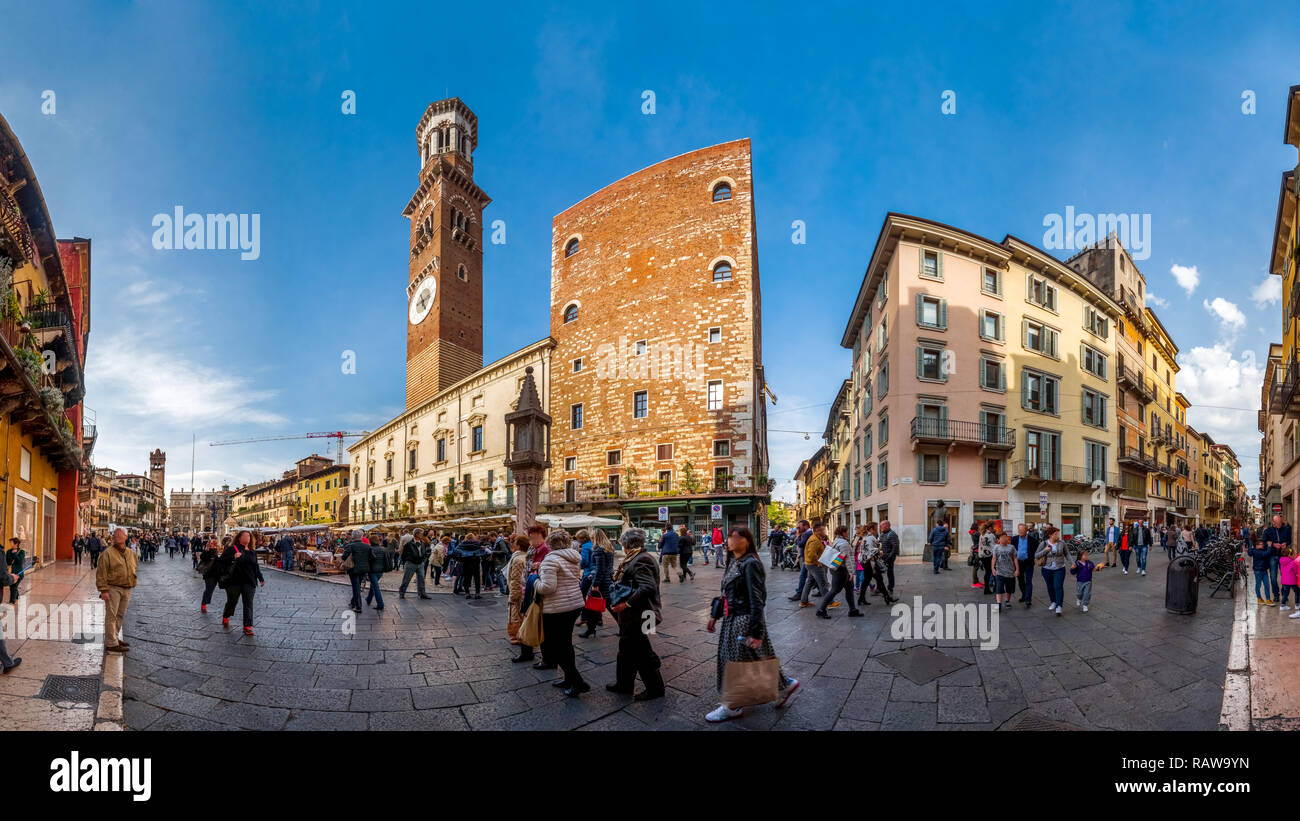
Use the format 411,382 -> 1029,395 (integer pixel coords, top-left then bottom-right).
1038,492 -> 1048,518
657,506 -> 669,522
711,504 -> 722,520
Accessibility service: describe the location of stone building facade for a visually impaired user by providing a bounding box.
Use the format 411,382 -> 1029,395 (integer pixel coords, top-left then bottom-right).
546,139 -> 770,535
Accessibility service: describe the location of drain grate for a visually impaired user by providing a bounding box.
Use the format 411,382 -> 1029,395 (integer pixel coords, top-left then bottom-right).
37,675 -> 101,704
1000,711 -> 1080,732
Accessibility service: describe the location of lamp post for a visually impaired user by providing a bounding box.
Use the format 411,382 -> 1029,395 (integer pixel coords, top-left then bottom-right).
504,365 -> 551,531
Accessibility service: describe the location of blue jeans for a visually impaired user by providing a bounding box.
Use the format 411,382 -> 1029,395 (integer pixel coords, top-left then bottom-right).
1281,584 -> 1299,605
1135,545 -> 1148,572
365,572 -> 385,608
1269,556 -> 1281,599
932,546 -> 945,572
1042,567 -> 1066,607
1017,559 -> 1033,601
1255,569 -> 1271,600
348,573 -> 363,609
282,551 -> 294,572
793,563 -> 808,597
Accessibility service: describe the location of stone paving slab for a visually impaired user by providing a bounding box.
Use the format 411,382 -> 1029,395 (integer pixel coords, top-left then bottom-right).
106,550 -> 1235,730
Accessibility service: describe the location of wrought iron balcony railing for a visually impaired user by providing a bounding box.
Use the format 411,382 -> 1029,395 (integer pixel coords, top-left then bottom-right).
909,417 -> 1015,448
1010,460 -> 1120,488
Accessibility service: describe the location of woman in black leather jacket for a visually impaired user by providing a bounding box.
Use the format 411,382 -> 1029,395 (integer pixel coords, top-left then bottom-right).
705,526 -> 799,722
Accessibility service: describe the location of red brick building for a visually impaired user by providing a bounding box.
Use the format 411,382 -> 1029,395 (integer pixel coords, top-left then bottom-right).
547,140 -> 770,535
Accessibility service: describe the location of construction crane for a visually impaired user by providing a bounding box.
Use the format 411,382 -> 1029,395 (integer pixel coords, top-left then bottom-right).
209,431 -> 370,465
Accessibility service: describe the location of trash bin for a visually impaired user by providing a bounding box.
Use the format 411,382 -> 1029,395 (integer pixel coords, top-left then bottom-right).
1165,556 -> 1198,614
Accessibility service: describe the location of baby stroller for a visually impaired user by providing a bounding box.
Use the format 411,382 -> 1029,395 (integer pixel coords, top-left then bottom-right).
779,545 -> 800,571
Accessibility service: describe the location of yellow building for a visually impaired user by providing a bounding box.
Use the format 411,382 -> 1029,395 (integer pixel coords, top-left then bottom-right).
1266,84 -> 1300,524
296,464 -> 349,524
1143,308 -> 1182,524
1174,392 -> 1195,518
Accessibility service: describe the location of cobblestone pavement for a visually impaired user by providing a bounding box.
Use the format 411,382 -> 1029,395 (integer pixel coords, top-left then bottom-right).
118,551 -> 1234,730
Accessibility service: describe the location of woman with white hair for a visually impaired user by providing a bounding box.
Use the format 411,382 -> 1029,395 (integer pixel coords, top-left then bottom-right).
607,528 -> 665,700
532,529 -> 589,697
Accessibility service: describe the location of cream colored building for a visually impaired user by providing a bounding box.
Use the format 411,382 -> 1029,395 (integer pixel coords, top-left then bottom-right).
348,339 -> 553,523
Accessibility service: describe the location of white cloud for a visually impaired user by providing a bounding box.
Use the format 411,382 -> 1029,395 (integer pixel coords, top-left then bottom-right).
1203,297 -> 1246,331
1176,344 -> 1264,495
1251,276 -> 1282,308
1171,264 -> 1200,296
1147,292 -> 1170,308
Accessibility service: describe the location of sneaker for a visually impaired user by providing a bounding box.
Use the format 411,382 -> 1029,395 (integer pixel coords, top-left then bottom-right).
776,678 -> 801,708
1082,605 -> 1089,612
1075,599 -> 1081,607
848,610 -> 864,617
1047,601 -> 1056,610
243,627 -> 254,636
1282,605 -> 1292,611
1141,570 -> 1146,576
799,601 -> 815,608
200,604 -> 206,613
1,657 -> 20,674
1265,600 -> 1277,606
787,595 -> 801,602
1289,610 -> 1300,619
222,618 -> 230,627
971,582 -> 983,588
1259,597 -> 1267,604
706,705 -> 744,723
1055,606 -> 1062,615
1123,569 -> 1128,574
828,601 -> 841,609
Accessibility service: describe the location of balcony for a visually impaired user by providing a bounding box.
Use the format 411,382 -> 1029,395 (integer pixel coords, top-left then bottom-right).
1117,447 -> 1155,470
1011,460 -> 1121,489
909,417 -> 1015,450
1269,363 -> 1300,418
1117,365 -> 1154,403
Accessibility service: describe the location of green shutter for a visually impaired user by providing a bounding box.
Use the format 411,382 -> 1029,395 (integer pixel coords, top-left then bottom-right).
936,251 -> 944,279
916,299 -> 923,326
939,454 -> 947,483
916,453 -> 924,481
938,299 -> 947,329
1021,318 -> 1029,349
939,405 -> 949,437
1021,369 -> 1030,409
999,361 -> 1007,391
916,347 -> 923,379
998,459 -> 1006,485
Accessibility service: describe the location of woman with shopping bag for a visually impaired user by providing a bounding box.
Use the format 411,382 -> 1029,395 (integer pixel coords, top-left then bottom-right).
705,526 -> 799,722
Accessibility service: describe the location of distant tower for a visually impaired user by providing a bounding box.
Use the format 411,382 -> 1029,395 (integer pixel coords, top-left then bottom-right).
149,449 -> 166,493
402,97 -> 491,409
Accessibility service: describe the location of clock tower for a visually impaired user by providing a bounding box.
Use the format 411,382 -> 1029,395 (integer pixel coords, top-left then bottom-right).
402,98 -> 491,409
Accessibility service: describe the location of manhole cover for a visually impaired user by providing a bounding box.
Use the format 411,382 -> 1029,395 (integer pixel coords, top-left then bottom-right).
1000,711 -> 1081,731
876,645 -> 968,684
464,598 -> 498,607
37,675 -> 100,704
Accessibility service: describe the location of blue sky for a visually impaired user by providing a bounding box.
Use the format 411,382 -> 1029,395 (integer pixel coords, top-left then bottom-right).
2,0 -> 1296,501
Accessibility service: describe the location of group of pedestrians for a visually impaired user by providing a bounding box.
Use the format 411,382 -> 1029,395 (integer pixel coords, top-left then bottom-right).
1252,514 -> 1299,614
194,530 -> 265,634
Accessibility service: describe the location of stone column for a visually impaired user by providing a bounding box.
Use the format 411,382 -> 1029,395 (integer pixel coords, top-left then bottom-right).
514,467 -> 543,532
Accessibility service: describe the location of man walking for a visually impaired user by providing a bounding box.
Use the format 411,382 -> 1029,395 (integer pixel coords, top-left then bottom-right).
277,532 -> 295,572
767,526 -> 787,569
0,559 -> 20,672
86,531 -> 103,569
1013,523 -> 1038,608
1103,518 -> 1121,570
878,520 -> 900,594
658,525 -> 679,583
96,528 -> 138,654
398,532 -> 431,600
1264,514 -> 1290,603
799,522 -> 832,608
787,520 -> 819,601
5,538 -> 24,604
1129,519 -> 1152,576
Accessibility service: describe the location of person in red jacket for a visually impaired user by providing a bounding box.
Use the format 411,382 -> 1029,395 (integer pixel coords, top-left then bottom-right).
712,527 -> 724,567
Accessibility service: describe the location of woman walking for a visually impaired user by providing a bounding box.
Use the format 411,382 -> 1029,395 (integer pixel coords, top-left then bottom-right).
607,528 -> 665,700
979,522 -> 996,594
579,530 -> 615,638
198,538 -> 221,612
705,526 -> 799,722
678,525 -> 696,581
858,522 -> 896,605
1035,526 -> 1069,616
532,530 -> 589,697
506,534 -> 531,648
1179,523 -> 1196,557
220,530 -> 265,635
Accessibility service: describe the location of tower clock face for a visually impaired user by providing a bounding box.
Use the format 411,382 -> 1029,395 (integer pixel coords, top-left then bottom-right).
409,277 -> 436,325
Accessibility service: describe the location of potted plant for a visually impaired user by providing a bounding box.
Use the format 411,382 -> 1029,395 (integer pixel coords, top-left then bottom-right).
680,461 -> 701,494
30,288 -> 48,312
16,348 -> 41,382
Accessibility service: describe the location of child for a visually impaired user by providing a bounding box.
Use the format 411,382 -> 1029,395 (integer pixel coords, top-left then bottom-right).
991,533 -> 1018,610
1279,546 -> 1299,617
1070,549 -> 1096,613
1247,539 -> 1277,606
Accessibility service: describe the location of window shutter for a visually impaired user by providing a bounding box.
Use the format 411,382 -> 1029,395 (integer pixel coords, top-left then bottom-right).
998,362 -> 1006,391
939,405 -> 949,437
1026,272 -> 1033,300
998,459 -> 1006,485
916,453 -> 924,481
1021,318 -> 1029,349
939,454 -> 947,483
1021,369 -> 1030,409
1080,342 -> 1086,372
915,403 -> 924,429
936,252 -> 944,279
916,299 -> 924,326
916,347 -> 923,379
939,299 -> 947,329
918,248 -> 926,277
1048,329 -> 1058,357
996,314 -> 1005,342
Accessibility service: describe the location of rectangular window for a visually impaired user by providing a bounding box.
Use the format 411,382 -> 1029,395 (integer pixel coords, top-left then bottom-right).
572,358 -> 583,373
607,449 -> 621,466
635,339 -> 647,356
1022,369 -> 1059,414
471,425 -> 484,452
917,295 -> 946,329
1023,319 -> 1059,357
854,472 -> 861,499
1027,274 -> 1057,311
876,279 -> 887,308
878,414 -> 889,447
877,458 -> 888,490
917,344 -> 946,382
981,410 -> 1006,445
980,357 -> 1006,392
1082,389 -> 1108,429
876,315 -> 888,352
706,380 -> 723,411
407,449 -> 417,471
982,267 -> 1002,296
713,440 -> 730,457
980,310 -> 1003,342
564,456 -> 576,471
435,438 -> 446,462
714,467 -> 730,492
920,249 -> 942,279
462,474 -> 471,491
918,453 -> 946,483
877,361 -> 889,397
1082,345 -> 1108,379
571,403 -> 583,430
385,458 -> 393,480
1084,306 -> 1109,339
862,429 -> 872,456
983,458 -> 1006,486
708,327 -> 722,344
1084,441 -> 1108,484
1025,429 -> 1061,481
607,474 -> 620,498
565,479 -> 577,503
657,443 -> 674,461
634,390 -> 648,418
657,470 -> 672,492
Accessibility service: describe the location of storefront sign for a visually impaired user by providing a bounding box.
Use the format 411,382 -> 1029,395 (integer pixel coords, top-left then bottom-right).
1038,492 -> 1048,518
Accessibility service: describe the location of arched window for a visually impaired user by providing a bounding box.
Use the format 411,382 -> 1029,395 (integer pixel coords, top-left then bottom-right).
563,303 -> 579,323
712,261 -> 733,282
564,238 -> 580,258
712,182 -> 732,202
458,264 -> 468,282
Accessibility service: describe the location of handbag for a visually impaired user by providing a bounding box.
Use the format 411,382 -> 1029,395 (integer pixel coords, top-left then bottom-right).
518,594 -> 544,646
340,554 -> 354,572
721,656 -> 781,707
710,596 -> 727,620
607,582 -> 634,608
584,590 -> 607,612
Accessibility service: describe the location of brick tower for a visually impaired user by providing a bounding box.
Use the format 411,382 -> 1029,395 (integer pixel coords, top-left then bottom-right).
402,98 -> 491,408
149,449 -> 165,493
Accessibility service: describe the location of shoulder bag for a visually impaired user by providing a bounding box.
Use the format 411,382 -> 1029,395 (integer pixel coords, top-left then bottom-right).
517,593 -> 544,646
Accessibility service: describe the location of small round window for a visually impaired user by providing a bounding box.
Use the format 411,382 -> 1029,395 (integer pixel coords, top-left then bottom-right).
712,261 -> 733,282
712,182 -> 732,202
564,238 -> 580,258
